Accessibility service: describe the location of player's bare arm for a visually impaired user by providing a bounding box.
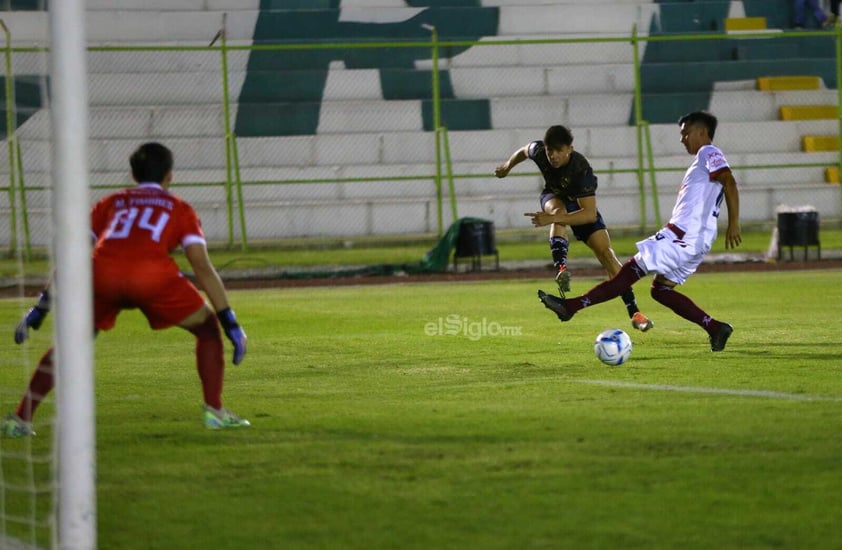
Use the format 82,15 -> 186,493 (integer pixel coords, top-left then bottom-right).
716,170 -> 741,249
494,145 -> 528,178
524,196 -> 598,227
184,242 -> 247,365
184,243 -> 230,313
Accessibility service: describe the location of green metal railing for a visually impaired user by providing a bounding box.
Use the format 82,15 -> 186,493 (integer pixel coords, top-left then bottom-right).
3,25 -> 842,254
212,14 -> 248,251
1,18 -> 31,259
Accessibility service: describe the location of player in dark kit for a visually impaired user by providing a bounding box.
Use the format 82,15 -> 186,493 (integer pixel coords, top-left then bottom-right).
495,125 -> 653,332
537,111 -> 740,352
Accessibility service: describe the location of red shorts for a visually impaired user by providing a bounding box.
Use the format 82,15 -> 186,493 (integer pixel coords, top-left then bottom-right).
93,262 -> 206,331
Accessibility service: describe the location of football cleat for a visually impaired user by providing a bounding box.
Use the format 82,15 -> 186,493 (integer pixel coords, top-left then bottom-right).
709,323 -> 734,352
203,405 -> 251,429
554,265 -> 571,298
2,413 -> 35,438
631,312 -> 654,332
538,290 -> 573,322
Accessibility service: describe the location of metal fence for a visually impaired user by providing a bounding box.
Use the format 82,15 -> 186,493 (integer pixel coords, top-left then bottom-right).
2,25 -> 842,256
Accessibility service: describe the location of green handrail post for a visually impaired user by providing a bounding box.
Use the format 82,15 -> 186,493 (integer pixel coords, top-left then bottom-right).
439,126 -> 457,221
642,121 -> 661,226
423,23 -> 444,236
219,17 -> 248,251
1,19 -> 17,258
16,139 -> 30,259
213,15 -> 237,249
230,134 -> 248,251
631,24 -> 647,232
223,133 -> 236,248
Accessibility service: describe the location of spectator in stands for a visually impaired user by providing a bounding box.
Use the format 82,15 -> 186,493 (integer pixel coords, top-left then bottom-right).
824,0 -> 840,27
793,0 -> 828,28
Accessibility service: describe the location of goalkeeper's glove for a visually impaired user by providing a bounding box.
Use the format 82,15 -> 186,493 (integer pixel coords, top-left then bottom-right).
15,290 -> 51,344
217,307 -> 247,365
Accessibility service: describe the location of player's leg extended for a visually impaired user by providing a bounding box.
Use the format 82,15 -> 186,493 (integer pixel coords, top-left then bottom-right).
181,305 -> 225,410
649,276 -> 732,351
539,257 -> 648,321
180,305 -> 250,428
4,346 -> 57,437
543,196 -> 571,295
135,271 -> 226,413
585,229 -> 653,331
16,346 -> 55,420
585,229 -> 635,312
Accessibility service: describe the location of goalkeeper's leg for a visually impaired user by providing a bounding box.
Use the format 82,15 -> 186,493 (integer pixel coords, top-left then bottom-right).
186,314 -> 225,411
185,314 -> 250,429
15,347 -> 55,422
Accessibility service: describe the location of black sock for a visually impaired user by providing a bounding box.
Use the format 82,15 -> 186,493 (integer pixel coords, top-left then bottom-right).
549,236 -> 569,269
621,288 -> 639,317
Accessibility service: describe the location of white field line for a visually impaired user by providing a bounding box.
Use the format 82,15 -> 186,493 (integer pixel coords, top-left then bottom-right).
578,380 -> 842,402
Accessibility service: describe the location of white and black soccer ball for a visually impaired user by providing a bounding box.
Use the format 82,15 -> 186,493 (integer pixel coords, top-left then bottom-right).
594,329 -> 632,366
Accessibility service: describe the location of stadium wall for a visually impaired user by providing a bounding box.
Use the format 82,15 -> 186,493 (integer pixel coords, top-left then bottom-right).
0,1 -> 840,249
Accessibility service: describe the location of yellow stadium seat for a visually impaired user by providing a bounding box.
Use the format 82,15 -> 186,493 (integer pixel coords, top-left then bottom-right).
802,135 -> 839,152
757,76 -> 822,91
725,17 -> 767,31
780,105 -> 838,120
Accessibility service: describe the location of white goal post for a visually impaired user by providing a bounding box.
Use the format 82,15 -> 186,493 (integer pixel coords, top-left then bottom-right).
49,0 -> 96,548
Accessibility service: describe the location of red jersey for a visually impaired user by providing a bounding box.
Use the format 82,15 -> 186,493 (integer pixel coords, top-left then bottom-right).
91,183 -> 206,272
91,183 -> 208,330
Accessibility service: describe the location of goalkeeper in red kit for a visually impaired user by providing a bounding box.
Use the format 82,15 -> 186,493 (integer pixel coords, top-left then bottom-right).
5,142 -> 249,437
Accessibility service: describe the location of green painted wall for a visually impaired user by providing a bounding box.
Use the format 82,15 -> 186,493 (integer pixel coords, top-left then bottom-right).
235,1 -> 499,136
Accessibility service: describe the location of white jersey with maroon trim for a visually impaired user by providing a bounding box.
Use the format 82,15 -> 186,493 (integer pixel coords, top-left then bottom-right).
668,144 -> 730,253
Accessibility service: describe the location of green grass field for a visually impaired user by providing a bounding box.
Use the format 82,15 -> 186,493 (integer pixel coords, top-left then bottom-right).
1,270 -> 841,549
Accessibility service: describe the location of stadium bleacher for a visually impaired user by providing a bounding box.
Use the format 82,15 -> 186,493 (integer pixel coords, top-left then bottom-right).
0,0 -> 839,244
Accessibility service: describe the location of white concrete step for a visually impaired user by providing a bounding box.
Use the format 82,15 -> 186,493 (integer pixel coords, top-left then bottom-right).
498,4 -> 657,36
2,3 -> 654,46
6,118 -> 839,175
0,10 -> 258,45
439,36 -> 644,69
85,0 -> 261,10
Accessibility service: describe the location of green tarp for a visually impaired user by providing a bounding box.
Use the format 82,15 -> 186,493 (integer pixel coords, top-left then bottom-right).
273,217 -> 493,279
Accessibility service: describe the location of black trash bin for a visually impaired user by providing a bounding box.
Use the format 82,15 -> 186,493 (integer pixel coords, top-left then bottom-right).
453,219 -> 499,271
777,210 -> 820,261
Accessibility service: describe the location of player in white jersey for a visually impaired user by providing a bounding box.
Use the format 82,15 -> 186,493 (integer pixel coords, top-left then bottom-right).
534,111 -> 741,351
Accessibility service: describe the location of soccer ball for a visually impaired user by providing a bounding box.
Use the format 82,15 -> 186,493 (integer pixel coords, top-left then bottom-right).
594,329 -> 632,366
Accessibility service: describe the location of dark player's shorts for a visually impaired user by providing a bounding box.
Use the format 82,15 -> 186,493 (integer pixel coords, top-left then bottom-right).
540,191 -> 607,243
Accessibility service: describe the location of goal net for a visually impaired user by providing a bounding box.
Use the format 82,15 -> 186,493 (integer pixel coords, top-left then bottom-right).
0,26 -> 56,550
1,1 -> 95,548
